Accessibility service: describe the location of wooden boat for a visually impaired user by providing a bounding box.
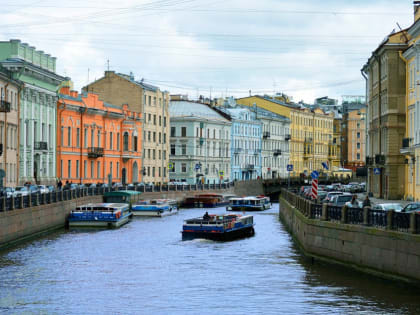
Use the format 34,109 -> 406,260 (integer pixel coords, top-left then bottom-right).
182,214 -> 255,241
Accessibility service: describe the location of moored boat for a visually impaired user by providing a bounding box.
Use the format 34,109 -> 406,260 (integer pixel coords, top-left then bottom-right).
68,203 -> 131,228
182,213 -> 255,241
226,196 -> 272,211
181,193 -> 232,208
132,199 -> 178,217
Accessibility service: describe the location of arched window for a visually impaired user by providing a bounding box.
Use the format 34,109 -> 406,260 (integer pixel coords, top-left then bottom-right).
123,132 -> 129,151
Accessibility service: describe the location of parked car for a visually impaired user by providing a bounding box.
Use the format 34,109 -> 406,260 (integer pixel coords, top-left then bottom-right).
3,187 -> 14,198
324,185 -> 334,192
330,193 -> 353,207
87,183 -> 97,188
323,192 -> 343,203
127,183 -> 135,190
13,186 -> 29,197
28,185 -> 40,194
317,191 -> 328,202
372,203 -> 403,212
47,185 -> 56,192
401,203 -> 420,213
112,182 -> 123,189
38,185 -> 49,194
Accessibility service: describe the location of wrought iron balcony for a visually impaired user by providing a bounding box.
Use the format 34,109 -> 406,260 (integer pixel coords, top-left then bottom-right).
88,147 -> 104,158
34,141 -> 48,151
0,100 -> 11,112
273,149 -> 282,156
401,137 -> 415,155
285,134 -> 291,141
304,137 -> 313,143
402,138 -> 412,148
245,164 -> 254,170
263,131 -> 270,139
234,148 -> 242,154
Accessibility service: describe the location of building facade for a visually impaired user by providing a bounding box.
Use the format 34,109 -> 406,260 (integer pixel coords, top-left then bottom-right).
169,100 -> 231,184
0,68 -> 20,187
0,39 -> 66,185
362,30 -> 407,199
341,108 -> 366,171
57,86 -> 142,184
220,106 -> 262,181
331,112 -> 342,171
83,71 -> 169,184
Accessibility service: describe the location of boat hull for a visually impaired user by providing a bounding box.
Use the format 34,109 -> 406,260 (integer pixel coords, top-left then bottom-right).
132,209 -> 178,217
182,226 -> 255,241
68,215 -> 130,228
182,201 -> 229,208
227,204 -> 271,211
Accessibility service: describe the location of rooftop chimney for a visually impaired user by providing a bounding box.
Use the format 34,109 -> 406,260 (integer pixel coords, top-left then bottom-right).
415,1 -> 420,22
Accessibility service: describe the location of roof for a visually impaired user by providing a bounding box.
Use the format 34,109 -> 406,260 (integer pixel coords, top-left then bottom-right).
237,95 -> 300,109
115,73 -> 159,92
170,101 -> 231,123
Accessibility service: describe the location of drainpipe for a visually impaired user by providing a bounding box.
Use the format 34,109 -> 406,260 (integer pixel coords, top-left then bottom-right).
3,83 -> 8,186
361,69 -> 369,195
17,83 -> 22,185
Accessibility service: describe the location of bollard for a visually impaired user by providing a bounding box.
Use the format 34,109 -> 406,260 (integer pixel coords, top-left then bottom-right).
28,194 -> 32,207
60,190 -> 64,201
1,197 -> 6,211
321,203 -> 328,221
48,192 -> 52,203
363,206 -> 370,225
19,195 -> 23,209
410,212 -> 417,234
42,193 -> 46,204
341,205 -> 348,224
10,196 -> 15,210
386,210 -> 394,230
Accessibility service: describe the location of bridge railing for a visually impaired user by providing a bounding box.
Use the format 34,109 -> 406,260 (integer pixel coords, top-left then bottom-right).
280,188 -> 420,235
0,182 -> 234,213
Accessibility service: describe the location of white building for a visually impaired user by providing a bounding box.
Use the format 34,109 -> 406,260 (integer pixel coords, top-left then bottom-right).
169,100 -> 231,184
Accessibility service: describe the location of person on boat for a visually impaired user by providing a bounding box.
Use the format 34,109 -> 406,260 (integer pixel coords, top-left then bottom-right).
203,212 -> 210,220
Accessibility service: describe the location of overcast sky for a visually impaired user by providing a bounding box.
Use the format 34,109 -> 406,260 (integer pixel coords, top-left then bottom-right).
0,0 -> 415,103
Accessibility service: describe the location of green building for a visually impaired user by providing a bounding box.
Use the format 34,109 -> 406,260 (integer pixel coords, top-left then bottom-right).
0,39 -> 66,185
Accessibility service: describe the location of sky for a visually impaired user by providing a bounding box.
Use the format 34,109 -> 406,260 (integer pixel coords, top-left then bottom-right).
0,0 -> 415,103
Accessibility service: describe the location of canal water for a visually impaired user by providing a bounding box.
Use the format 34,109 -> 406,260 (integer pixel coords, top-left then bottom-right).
1,204 -> 420,314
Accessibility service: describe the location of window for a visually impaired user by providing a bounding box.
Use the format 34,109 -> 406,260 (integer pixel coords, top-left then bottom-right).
182,163 -> 187,173
34,121 -> 37,143
159,167 -> 161,177
152,167 -> 155,177
164,117 -> 167,127
67,127 -> 71,146
182,144 -> 186,155
91,161 -> 94,178
60,126 -> 64,146
133,136 -> 138,151
357,132 -> 360,139
117,162 -> 119,178
153,132 -> 156,142
148,113 -> 151,122
171,127 -> 176,137
357,153 -> 360,160
153,149 -> 156,159
159,132 -> 161,143
159,116 -> 161,126
84,128 -> 88,148
117,133 -> 120,150
163,133 -> 166,143
148,131 -> 151,141
153,115 -> 156,125
164,167 -> 166,177
123,132 -> 129,151
76,128 -> 80,147
97,130 -> 101,147
181,127 -> 187,137
84,160 -> 87,178
76,160 -> 79,178
357,142 -> 360,149
91,129 -> 94,147
109,132 -> 113,150
60,160 -> 63,178
97,161 -> 100,178
163,150 -> 166,160
110,162 -> 113,178
171,144 -> 176,155
68,160 -> 71,179
147,166 -> 150,176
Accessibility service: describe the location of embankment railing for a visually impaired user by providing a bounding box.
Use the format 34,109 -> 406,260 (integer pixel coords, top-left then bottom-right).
280,188 -> 420,235
0,182 -> 234,213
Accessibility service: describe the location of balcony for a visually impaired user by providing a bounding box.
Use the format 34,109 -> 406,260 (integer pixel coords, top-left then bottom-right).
273,149 -> 282,156
88,147 -> 104,158
401,138 -> 415,155
303,150 -> 311,159
304,137 -> 313,144
245,164 -> 254,170
234,148 -> 242,154
285,134 -> 291,141
122,150 -> 134,161
34,141 -> 48,151
254,149 -> 261,155
375,154 -> 385,165
263,131 -> 270,139
0,100 -> 11,112
199,137 -> 205,146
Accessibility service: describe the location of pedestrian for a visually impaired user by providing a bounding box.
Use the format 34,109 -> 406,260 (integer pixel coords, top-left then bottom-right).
363,195 -> 371,208
57,179 -> 62,190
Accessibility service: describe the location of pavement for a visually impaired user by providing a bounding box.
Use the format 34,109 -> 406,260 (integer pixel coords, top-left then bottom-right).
356,192 -> 410,207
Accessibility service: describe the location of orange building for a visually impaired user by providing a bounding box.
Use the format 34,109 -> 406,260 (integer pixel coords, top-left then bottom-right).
57,86 -> 142,185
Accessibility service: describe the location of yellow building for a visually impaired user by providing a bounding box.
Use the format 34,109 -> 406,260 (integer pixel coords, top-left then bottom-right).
236,96 -> 335,176
401,4 -> 420,200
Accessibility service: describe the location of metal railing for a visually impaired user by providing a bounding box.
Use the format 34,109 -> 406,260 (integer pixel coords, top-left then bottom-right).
281,188 -> 420,235
0,182 -> 234,212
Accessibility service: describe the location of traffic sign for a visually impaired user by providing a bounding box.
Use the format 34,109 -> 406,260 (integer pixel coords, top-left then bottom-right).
373,168 -> 380,175
311,170 -> 319,179
219,171 -> 224,176
322,162 -> 329,170
287,164 -> 293,172
311,179 -> 318,199
168,163 -> 174,170
195,163 -> 201,171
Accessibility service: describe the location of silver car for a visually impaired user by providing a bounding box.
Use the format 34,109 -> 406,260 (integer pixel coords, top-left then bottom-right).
372,203 -> 403,212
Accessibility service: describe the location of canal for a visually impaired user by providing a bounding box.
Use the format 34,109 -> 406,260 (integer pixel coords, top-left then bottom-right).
1,204 -> 419,314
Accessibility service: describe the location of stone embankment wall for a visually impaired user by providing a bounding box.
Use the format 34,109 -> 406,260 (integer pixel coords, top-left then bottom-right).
279,195 -> 420,285
233,179 -> 264,196
0,195 -> 103,251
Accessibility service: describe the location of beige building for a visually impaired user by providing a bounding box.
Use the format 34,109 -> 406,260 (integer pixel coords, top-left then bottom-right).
0,68 -> 20,187
83,71 -> 170,184
341,108 -> 366,171
362,30 -> 407,199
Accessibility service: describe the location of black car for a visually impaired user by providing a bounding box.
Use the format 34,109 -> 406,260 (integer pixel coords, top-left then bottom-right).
401,203 -> 420,213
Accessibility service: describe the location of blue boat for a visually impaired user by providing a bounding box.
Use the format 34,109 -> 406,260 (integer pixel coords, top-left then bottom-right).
68,203 -> 131,228
132,199 -> 178,217
226,196 -> 271,211
182,214 -> 255,241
